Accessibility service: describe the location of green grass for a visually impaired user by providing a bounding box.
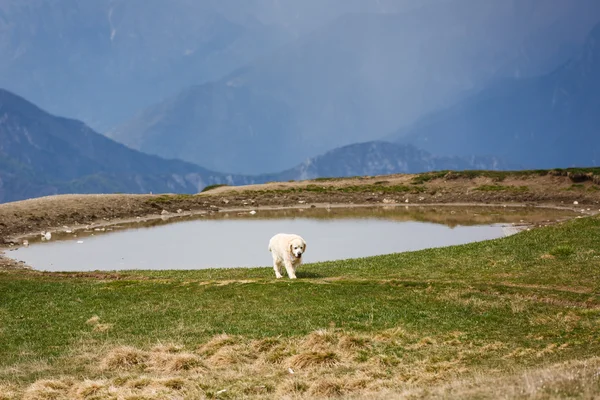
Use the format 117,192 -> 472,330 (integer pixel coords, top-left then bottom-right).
2,216 -> 600,398
411,171 -> 450,185
410,168 -> 600,185
549,245 -> 576,258
415,169 -> 550,183
565,184 -> 586,191
200,184 -> 229,193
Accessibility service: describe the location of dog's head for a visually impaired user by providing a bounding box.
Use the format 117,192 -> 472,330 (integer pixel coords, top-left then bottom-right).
289,237 -> 307,259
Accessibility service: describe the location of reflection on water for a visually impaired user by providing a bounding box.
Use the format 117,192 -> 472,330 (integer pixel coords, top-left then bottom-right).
7,206 -> 577,272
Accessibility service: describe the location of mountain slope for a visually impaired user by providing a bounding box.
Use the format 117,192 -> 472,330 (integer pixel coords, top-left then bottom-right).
391,22 -> 600,169
0,0 -> 435,131
108,0 -> 600,174
270,142 -> 514,182
0,89 -> 256,203
109,83 -> 298,175
0,0 -> 292,130
0,88 -> 515,203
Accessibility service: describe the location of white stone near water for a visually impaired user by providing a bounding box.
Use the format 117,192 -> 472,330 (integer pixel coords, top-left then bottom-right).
502,226 -> 523,236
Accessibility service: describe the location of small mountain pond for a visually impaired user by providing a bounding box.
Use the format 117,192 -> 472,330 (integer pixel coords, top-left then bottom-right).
6,206 -> 578,271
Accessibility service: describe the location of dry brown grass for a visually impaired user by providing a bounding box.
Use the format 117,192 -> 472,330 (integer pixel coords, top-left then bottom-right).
23,376 -> 193,400
151,343 -> 184,354
99,346 -> 149,370
301,329 -> 339,350
16,356 -> 600,400
436,289 -> 504,312
92,323 -> 113,332
84,316 -> 99,326
309,377 -> 346,397
150,351 -> 205,373
338,334 -> 372,350
531,311 -> 583,331
197,333 -> 240,355
10,330 -> 600,399
73,380 -> 105,398
288,351 -> 340,369
22,379 -> 74,400
251,337 -> 281,353
0,382 -> 19,400
208,345 -> 252,367
387,357 -> 600,400
276,378 -> 311,397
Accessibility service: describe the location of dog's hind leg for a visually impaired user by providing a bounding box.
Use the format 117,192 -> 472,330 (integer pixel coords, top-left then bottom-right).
272,256 -> 283,279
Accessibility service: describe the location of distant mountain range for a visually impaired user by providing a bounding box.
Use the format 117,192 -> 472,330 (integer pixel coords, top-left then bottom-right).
0,89 -> 261,203
271,142 -> 513,182
0,0 -> 292,131
391,22 -> 600,169
0,89 -> 510,203
106,0 -> 600,174
0,0 -> 435,132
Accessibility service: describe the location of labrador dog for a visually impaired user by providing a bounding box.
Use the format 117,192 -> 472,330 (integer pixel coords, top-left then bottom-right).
268,233 -> 307,279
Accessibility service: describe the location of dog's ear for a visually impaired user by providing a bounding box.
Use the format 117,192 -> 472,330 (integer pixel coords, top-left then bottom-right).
289,242 -> 294,254
303,241 -> 307,252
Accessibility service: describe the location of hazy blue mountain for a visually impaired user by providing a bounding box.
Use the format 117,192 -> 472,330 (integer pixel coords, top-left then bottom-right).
0,0 -> 292,131
0,89 -> 258,203
0,0 -> 433,131
272,142 -> 513,181
208,0 -> 430,38
107,83 -> 300,175
108,0 -> 600,174
391,22 -> 600,169
1,88 -> 516,203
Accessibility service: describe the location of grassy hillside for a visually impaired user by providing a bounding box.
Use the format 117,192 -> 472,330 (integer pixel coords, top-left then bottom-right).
1,215 -> 599,398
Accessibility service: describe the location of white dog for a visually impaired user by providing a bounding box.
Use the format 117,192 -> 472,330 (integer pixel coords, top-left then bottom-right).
268,233 -> 307,279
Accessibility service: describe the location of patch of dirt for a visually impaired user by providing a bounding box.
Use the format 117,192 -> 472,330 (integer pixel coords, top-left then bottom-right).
1,172 -> 599,270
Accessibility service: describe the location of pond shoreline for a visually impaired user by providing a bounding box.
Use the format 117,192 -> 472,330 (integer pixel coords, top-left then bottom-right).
9,208 -> 520,272
0,201 -> 589,271
2,170 -> 599,270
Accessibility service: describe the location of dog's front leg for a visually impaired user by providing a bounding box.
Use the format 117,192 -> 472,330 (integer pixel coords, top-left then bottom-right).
284,259 -> 297,279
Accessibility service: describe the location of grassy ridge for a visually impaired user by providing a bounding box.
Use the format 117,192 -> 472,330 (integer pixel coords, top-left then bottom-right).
1,216 -> 600,398
410,167 -> 600,185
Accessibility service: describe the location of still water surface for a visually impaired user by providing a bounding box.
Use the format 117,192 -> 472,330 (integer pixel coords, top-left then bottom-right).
7,206 -> 575,271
